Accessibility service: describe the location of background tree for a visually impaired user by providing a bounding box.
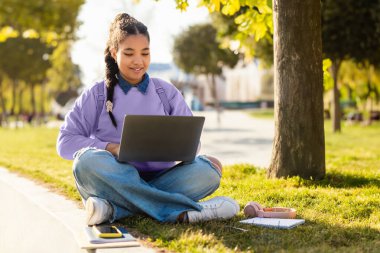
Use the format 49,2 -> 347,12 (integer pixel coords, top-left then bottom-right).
321,0 -> 380,132
339,60 -> 380,118
172,0 -> 325,179
267,0 -> 325,179
210,0 -> 380,132
173,23 -> 239,119
0,74 -> 8,125
46,41 -> 82,109
0,37 -> 52,123
0,0 -> 84,125
0,0 -> 83,39
210,11 -> 274,68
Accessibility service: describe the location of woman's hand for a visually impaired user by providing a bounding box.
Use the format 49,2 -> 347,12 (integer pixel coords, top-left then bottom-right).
106,143 -> 120,157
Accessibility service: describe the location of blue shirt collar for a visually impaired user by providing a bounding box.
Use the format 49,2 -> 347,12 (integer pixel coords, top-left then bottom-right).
117,73 -> 150,94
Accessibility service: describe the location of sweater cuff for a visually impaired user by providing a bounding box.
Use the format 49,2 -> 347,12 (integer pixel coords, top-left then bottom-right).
93,141 -> 109,151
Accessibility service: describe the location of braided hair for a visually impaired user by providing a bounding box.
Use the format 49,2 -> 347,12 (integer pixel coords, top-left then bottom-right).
104,13 -> 150,127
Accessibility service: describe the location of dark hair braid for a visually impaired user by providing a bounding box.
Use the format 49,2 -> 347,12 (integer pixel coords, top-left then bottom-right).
104,13 -> 150,128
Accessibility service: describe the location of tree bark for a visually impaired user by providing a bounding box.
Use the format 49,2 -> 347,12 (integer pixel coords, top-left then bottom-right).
39,81 -> 46,125
0,77 -> 8,126
268,0 -> 325,180
30,82 -> 36,115
367,65 -> 375,124
10,79 -> 17,115
331,60 -> 341,132
18,86 -> 24,116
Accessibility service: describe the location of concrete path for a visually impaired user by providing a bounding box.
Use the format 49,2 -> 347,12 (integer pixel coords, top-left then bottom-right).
0,110 -> 274,253
0,176 -> 81,253
195,110 -> 274,167
0,167 -> 155,253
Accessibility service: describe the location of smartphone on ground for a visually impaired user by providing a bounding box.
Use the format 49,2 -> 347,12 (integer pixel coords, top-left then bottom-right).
92,225 -> 123,238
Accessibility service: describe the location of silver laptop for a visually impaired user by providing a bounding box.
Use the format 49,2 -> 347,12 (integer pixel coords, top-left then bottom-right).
118,115 -> 205,162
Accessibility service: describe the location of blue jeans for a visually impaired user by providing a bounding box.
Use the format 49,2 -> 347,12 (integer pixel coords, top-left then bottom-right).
72,148 -> 221,223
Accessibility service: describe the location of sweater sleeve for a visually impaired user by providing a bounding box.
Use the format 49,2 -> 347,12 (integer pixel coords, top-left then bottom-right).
56,83 -> 109,160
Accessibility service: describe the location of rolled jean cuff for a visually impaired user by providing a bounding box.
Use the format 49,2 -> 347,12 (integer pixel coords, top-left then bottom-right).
109,202 -> 119,223
166,206 -> 202,223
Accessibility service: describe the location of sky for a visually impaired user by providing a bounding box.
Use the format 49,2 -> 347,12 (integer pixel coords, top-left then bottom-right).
71,0 -> 210,86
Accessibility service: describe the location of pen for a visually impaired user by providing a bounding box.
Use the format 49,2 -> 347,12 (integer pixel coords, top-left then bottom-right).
227,226 -> 249,232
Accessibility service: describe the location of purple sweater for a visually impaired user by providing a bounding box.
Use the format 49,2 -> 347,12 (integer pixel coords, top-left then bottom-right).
56,78 -> 192,172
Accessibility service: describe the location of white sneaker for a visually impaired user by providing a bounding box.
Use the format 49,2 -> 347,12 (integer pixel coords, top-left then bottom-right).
187,196 -> 240,223
85,197 -> 113,225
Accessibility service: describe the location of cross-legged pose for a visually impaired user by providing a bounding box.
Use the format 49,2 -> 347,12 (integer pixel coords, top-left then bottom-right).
57,13 -> 239,225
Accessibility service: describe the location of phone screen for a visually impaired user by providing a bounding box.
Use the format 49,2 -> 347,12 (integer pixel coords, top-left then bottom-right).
96,226 -> 119,234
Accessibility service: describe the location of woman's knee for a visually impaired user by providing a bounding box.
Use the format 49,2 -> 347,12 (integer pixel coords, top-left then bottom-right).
196,156 -> 222,189
73,148 -> 141,182
203,155 -> 223,175
192,158 -> 221,199
73,148 -> 111,178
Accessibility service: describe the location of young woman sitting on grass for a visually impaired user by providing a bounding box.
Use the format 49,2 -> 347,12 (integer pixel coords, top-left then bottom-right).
56,13 -> 239,225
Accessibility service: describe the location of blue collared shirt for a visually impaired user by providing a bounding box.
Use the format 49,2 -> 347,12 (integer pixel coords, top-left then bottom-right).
117,73 -> 150,94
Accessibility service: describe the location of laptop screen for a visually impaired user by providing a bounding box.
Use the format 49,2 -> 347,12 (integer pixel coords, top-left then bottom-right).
118,115 -> 205,162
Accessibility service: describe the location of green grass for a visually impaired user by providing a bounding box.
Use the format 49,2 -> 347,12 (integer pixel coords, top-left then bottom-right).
248,109 -> 274,119
0,127 -> 80,201
0,122 -> 379,252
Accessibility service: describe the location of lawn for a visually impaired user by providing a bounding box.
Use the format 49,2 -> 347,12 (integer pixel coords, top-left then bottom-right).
248,109 -> 275,119
0,121 -> 379,252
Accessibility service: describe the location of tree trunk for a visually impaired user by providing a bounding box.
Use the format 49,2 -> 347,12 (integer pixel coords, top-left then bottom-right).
268,0 -> 325,180
10,79 -> 17,115
29,82 -> 36,124
0,77 -> 8,126
18,87 -> 24,116
331,60 -> 341,132
367,65 -> 374,124
15,84 -> 25,128
39,81 -> 46,125
30,83 -> 36,115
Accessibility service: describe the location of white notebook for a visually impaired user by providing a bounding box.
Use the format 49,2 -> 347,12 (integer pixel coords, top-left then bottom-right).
240,218 -> 305,229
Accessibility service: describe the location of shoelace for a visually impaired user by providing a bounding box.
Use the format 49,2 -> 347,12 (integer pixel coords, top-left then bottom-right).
197,201 -> 221,221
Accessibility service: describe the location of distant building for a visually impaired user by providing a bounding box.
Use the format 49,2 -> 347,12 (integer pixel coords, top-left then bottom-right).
149,61 -> 274,110
190,61 -> 274,109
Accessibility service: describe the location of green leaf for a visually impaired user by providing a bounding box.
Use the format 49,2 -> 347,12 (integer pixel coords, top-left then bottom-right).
323,58 -> 333,90
221,0 -> 240,15
175,0 -> 189,11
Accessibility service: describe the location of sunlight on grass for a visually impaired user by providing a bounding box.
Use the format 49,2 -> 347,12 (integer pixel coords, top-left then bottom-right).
0,127 -> 80,201
0,121 -> 379,252
248,109 -> 274,119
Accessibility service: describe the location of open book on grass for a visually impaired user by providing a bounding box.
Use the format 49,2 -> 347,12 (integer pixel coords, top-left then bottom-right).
240,217 -> 305,229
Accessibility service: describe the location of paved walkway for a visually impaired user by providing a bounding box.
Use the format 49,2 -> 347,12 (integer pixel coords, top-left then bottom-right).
195,110 -> 274,167
0,110 -> 274,253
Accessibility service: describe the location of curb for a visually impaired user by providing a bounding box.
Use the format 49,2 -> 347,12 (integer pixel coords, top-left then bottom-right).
0,167 -> 155,253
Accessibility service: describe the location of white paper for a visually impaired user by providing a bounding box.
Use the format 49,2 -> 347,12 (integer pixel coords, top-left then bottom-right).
239,218 -> 305,229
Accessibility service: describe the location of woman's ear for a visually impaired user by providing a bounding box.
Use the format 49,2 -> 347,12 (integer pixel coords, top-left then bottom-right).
110,48 -> 117,62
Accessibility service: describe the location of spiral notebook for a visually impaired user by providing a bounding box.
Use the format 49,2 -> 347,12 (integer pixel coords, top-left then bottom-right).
240,218 -> 305,229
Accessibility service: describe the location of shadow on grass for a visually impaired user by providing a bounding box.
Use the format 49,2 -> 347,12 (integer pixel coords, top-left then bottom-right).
122,215 -> 380,253
302,172 -> 380,188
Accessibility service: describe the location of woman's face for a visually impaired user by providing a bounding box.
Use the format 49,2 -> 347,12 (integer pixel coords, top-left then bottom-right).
112,34 -> 150,85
